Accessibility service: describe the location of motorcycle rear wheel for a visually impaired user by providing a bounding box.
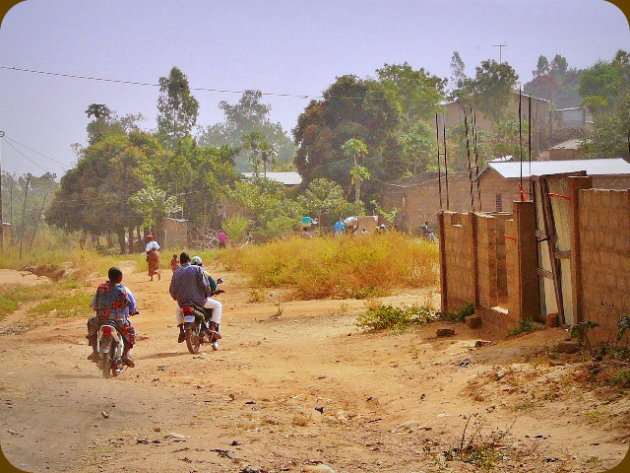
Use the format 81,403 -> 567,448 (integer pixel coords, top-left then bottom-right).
100,351 -> 111,378
185,326 -> 201,354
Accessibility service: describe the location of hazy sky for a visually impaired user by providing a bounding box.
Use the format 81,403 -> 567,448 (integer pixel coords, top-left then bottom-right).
0,0 -> 629,176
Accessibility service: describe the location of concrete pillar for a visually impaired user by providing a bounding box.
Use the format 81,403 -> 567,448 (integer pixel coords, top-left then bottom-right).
568,176 -> 593,323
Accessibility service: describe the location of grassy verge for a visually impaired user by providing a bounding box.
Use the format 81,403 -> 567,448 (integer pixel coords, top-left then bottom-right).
28,293 -> 94,318
219,232 -> 438,299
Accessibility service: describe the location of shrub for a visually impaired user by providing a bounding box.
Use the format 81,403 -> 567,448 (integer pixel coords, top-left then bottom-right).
222,215 -> 250,244
507,318 -> 533,336
611,369 -> 630,387
439,302 -> 475,323
356,303 -> 436,332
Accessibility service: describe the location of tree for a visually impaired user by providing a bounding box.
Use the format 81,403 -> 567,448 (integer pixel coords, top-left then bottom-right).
342,138 -> 370,202
241,130 -> 264,177
532,55 -> 549,77
579,50 -> 630,158
297,178 -> 347,226
259,140 -> 278,178
399,120 -> 436,175
47,135 -> 150,253
450,51 -> 467,89
377,62 -> 446,126
550,54 -> 568,76
293,75 -> 400,200
525,54 -> 582,108
85,103 -> 143,146
156,67 -> 199,147
472,59 -> 519,124
198,90 -> 296,170
128,186 -> 182,231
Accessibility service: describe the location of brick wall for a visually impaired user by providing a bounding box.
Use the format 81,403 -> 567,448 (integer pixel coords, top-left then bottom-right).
577,188 -> 630,340
440,203 -> 537,334
441,212 -> 476,312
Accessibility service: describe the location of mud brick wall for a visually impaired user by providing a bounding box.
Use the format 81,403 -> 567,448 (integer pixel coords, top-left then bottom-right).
441,212 -> 476,312
578,189 -> 630,340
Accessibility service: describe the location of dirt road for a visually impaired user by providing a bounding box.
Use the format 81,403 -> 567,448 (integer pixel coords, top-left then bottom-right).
0,265 -> 628,472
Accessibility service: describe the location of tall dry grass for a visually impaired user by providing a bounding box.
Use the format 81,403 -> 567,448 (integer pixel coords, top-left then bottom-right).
219,232 -> 439,299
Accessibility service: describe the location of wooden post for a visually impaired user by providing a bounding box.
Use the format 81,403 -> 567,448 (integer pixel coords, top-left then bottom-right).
568,176 -> 593,323
438,210 -> 448,314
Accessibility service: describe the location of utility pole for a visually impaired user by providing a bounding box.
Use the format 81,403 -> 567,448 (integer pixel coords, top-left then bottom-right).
493,43 -> 507,64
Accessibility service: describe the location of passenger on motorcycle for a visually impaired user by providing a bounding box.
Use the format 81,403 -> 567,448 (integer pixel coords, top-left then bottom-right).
169,252 -> 223,350
87,267 -> 138,367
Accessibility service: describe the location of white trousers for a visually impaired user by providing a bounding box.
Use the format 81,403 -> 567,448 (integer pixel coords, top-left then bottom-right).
175,298 -> 222,325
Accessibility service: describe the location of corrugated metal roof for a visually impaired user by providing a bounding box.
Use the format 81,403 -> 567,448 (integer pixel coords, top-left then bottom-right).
549,138 -> 584,150
242,171 -> 302,185
487,158 -> 630,179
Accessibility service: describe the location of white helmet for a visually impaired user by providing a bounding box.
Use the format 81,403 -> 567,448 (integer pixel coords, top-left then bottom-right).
191,256 -> 203,266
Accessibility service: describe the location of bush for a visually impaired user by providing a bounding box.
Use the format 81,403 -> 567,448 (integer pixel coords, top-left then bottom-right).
356,302 -> 436,331
439,302 -> 475,323
611,369 -> 630,387
218,232 -> 439,300
222,216 -> 250,244
507,318 -> 533,336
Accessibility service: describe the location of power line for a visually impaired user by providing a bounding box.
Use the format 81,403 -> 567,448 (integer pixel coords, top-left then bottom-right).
2,135 -> 68,169
1,138 -> 48,172
0,65 -> 316,100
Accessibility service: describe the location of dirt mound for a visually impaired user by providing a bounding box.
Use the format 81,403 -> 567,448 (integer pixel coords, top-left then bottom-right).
18,263 -> 78,281
0,268 -> 51,286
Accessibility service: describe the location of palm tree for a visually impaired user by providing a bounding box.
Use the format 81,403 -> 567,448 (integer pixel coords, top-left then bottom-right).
341,138 -> 370,202
241,131 -> 264,177
259,141 -> 278,178
85,104 -> 111,120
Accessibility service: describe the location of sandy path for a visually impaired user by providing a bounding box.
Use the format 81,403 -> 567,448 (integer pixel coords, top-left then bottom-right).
0,266 -> 628,472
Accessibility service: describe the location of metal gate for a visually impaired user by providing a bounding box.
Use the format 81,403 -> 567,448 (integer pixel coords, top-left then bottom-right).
534,172 -> 585,325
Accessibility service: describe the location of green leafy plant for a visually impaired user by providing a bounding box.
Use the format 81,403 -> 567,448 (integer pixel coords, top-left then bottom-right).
507,318 -> 534,336
439,302 -> 475,323
356,303 -> 436,332
569,320 -> 599,353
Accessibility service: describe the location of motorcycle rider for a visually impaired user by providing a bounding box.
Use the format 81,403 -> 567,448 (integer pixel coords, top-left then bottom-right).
190,255 -> 223,344
87,267 -> 138,367
169,252 -> 222,350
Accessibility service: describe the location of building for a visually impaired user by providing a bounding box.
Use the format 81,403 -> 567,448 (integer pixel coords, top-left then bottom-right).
547,138 -> 587,160
383,158 -> 630,231
551,107 -> 590,130
156,218 -> 188,248
444,92 -> 551,132
241,171 -> 302,187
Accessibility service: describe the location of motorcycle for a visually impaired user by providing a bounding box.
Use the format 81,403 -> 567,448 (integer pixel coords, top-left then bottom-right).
180,279 -> 224,354
96,323 -> 126,378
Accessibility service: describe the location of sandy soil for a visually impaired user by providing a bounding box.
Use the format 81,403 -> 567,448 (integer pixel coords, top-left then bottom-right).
0,265 -> 628,473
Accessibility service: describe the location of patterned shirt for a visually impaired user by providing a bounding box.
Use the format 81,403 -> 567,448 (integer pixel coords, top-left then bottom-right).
90,282 -> 137,323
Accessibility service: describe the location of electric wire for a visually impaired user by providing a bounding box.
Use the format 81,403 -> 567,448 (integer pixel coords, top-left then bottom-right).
0,65 -> 315,100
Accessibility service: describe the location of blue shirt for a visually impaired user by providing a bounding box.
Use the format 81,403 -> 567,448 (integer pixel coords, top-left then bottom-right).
169,262 -> 212,306
334,220 -> 345,234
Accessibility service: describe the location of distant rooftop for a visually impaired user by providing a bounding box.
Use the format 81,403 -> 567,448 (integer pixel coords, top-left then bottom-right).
242,171 -> 302,186
486,158 -> 630,179
549,138 -> 587,151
